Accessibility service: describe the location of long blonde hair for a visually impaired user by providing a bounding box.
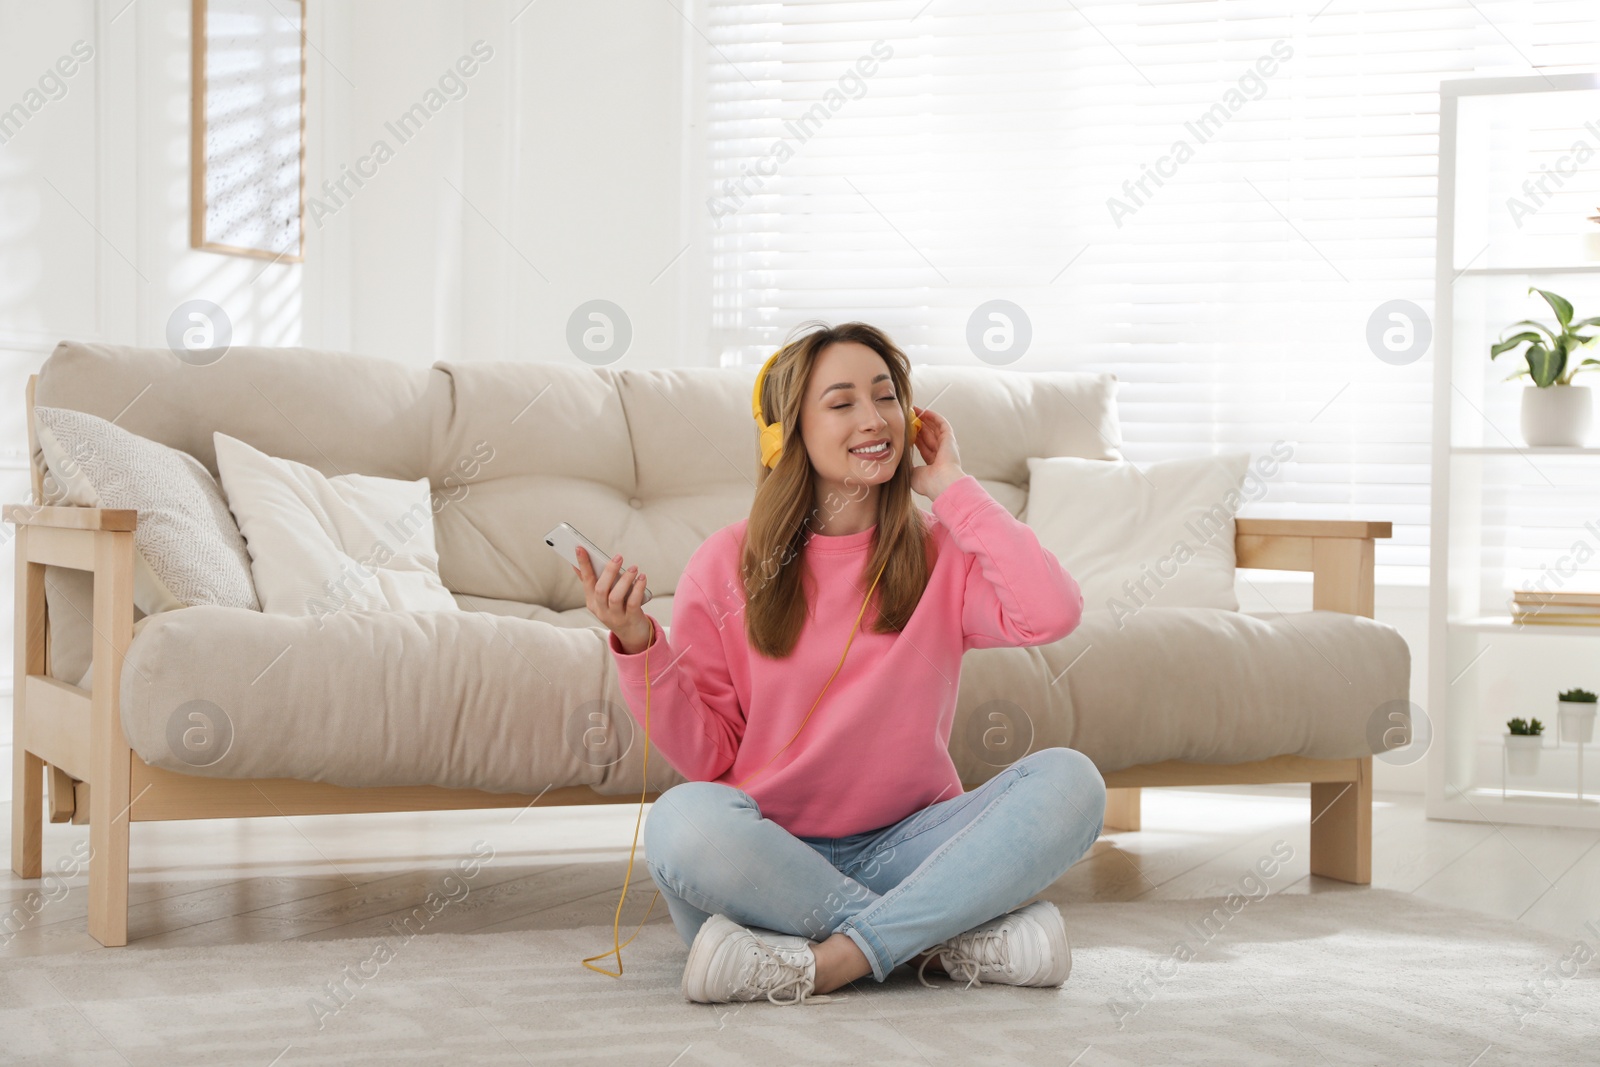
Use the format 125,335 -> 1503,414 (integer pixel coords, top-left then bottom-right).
742,321 -> 934,660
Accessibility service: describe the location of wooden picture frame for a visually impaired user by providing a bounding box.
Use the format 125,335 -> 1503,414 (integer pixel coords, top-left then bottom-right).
190,0 -> 307,262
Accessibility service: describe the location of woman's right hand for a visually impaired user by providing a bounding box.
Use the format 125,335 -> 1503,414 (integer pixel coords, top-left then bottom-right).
574,546 -> 653,653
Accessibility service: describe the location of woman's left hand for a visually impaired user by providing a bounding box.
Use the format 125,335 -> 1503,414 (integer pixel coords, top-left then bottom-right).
909,405 -> 964,498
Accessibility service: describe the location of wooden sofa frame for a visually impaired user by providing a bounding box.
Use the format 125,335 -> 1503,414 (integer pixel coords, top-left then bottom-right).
8,375 -> 1389,946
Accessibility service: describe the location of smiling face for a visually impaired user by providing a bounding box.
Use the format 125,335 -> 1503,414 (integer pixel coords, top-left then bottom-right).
800,340 -> 907,508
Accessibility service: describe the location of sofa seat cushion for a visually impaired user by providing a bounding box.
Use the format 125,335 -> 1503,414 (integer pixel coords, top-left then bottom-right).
121,601 -> 1406,795
449,591 -> 677,635
980,606 -> 1410,782
119,605 -> 688,797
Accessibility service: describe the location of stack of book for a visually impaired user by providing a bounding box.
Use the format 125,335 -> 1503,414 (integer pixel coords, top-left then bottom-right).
1512,589 -> 1600,626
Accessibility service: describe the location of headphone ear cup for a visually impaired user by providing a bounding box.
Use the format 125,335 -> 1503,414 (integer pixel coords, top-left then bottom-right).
759,420 -> 784,469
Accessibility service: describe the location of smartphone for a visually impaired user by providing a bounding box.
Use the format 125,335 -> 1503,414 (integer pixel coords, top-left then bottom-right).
545,521 -> 653,604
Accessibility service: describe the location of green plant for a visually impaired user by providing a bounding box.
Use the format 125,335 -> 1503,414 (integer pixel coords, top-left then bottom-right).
1508,717 -> 1545,735
1490,288 -> 1600,387
1559,688 -> 1597,703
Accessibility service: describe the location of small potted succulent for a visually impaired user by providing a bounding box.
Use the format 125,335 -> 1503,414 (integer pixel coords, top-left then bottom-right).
1490,287 -> 1600,447
1558,688 -> 1597,745
1505,717 -> 1545,775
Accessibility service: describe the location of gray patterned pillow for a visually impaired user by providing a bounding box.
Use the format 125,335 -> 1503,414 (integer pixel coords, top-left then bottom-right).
33,406 -> 260,615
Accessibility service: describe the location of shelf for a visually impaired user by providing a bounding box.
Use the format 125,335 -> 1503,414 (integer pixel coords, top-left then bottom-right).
1455,265 -> 1600,276
1441,73 -> 1600,98
1449,615 -> 1600,635
1429,74 -> 1600,832
1451,445 -> 1600,455
1493,790 -> 1600,805
1428,789 -> 1600,830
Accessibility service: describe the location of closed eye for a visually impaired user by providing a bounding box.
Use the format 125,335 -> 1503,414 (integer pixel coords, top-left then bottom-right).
833,396 -> 898,410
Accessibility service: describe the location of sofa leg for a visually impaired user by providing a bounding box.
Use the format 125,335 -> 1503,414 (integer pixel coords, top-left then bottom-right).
86,528 -> 135,948
1103,787 -> 1141,832
12,531 -> 44,880
86,773 -> 132,947
11,748 -> 43,879
1309,757 -> 1371,885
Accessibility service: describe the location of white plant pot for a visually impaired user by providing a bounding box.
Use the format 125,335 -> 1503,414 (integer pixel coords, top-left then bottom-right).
1519,385 -> 1594,447
1558,701 -> 1597,744
1505,733 -> 1544,775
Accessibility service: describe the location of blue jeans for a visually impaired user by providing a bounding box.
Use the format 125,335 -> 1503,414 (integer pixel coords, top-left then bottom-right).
641,746 -> 1107,983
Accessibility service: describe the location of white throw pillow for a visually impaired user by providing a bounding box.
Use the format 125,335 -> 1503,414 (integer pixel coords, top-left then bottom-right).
33,406 -> 260,616
213,432 -> 458,618
1024,452 -> 1253,620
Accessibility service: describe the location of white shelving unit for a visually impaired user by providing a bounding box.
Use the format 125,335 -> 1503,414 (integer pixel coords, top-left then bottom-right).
1427,73 -> 1600,830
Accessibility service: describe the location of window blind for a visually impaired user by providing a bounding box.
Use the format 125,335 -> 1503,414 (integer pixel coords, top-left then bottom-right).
700,0 -> 1600,589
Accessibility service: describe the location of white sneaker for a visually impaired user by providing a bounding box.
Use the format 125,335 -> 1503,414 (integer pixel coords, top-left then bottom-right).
916,899 -> 1072,989
681,914 -> 841,1005
744,924 -> 818,953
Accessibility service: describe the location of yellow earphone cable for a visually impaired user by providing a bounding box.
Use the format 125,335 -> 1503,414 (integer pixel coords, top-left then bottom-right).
581,552 -> 892,977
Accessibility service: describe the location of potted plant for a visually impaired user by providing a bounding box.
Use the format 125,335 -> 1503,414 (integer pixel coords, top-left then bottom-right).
1490,287 -> 1600,447
1558,688 -> 1597,745
1505,717 -> 1545,775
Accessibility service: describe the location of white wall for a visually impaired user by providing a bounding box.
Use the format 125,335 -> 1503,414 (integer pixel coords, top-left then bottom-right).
334,0 -> 704,370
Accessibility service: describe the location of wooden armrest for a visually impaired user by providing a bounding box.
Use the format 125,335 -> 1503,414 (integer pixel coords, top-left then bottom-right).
1234,516 -> 1391,618
3,504 -> 137,532
1234,518 -> 1391,540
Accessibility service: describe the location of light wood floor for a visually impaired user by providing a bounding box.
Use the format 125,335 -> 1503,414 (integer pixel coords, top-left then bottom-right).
6,769 -> 1600,957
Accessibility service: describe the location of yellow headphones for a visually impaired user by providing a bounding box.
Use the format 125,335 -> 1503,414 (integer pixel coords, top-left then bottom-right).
582,346 -> 912,978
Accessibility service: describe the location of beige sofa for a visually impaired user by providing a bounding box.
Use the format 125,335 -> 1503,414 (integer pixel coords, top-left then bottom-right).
8,340 -> 1408,947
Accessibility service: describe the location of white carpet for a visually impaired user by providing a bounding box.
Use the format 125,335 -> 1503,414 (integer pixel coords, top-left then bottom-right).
2,887 -> 1596,1066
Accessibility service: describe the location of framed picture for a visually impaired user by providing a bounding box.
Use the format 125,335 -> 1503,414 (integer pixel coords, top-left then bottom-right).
190,0 -> 307,261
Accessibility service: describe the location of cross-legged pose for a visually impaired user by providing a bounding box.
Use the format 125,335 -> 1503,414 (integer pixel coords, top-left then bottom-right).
575,320 -> 1106,1006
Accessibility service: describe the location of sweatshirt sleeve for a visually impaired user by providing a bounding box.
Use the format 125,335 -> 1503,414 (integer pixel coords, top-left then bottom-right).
932,473 -> 1085,651
607,543 -> 744,782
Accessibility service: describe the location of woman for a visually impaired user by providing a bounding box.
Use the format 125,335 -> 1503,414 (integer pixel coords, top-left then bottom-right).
574,321 -> 1106,1006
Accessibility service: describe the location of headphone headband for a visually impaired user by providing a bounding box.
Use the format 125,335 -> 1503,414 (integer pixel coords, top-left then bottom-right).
751,347 -> 780,421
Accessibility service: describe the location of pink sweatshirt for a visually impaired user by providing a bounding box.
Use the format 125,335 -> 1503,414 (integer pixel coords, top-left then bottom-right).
606,473 -> 1084,840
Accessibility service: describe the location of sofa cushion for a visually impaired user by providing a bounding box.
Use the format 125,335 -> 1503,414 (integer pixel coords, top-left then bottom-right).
422,360 -> 1123,609
213,432 -> 457,616
451,590 -> 676,634
34,341 -> 443,481
1010,607 -> 1411,778
118,605 -> 686,796
119,602 -> 1407,792
1024,452 -> 1252,615
34,405 -> 260,617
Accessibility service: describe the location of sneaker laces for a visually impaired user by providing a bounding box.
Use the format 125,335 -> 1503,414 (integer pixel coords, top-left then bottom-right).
740,942 -> 838,1006
929,926 -> 1011,990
